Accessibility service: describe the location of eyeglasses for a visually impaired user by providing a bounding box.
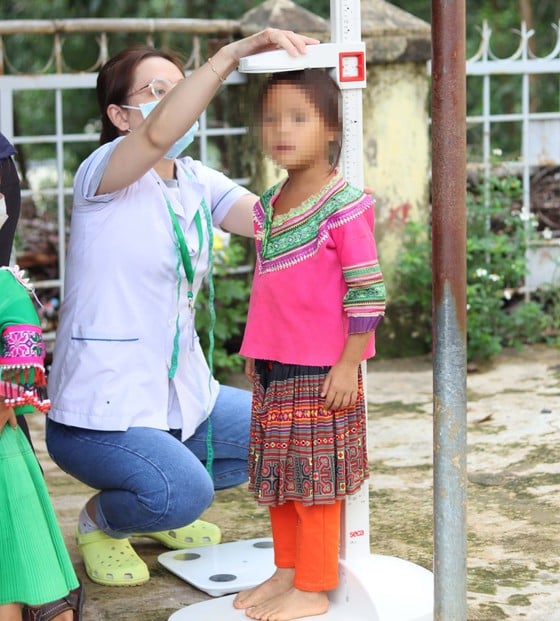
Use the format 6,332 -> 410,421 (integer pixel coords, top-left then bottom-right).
127,77 -> 178,101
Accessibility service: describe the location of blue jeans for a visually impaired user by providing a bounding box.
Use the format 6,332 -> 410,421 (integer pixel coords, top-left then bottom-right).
46,385 -> 250,538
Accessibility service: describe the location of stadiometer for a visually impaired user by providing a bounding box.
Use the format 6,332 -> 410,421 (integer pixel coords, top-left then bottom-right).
160,2 -> 434,619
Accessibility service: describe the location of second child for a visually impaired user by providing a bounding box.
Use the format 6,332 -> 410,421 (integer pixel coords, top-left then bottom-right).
0,265 -> 84,621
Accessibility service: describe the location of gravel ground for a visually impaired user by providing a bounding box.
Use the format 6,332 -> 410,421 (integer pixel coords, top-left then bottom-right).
29,343 -> 560,621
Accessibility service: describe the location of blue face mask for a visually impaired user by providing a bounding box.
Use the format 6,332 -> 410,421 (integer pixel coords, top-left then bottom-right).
123,99 -> 199,160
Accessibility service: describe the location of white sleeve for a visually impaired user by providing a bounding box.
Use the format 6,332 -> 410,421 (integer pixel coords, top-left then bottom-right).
183,158 -> 251,227
73,139 -> 122,207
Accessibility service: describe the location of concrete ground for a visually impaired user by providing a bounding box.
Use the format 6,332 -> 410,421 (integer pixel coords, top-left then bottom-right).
31,344 -> 560,621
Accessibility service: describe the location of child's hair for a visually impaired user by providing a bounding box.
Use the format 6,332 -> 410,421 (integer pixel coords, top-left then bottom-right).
257,68 -> 343,168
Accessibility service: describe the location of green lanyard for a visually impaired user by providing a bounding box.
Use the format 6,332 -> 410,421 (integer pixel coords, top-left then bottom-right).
165,197 -> 203,309
163,191 -> 216,477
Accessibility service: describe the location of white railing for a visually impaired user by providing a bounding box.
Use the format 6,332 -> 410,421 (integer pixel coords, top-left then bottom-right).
0,19 -> 249,306
463,21 -> 560,291
0,72 -> 248,294
2,19 -> 559,303
0,18 -> 239,75
465,21 -> 560,220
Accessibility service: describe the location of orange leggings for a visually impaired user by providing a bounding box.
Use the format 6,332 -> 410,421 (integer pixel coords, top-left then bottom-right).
269,500 -> 342,592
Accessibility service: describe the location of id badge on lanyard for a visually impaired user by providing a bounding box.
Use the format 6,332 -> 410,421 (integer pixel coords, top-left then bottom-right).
163,191 -> 215,383
162,183 -> 217,477
165,197 -> 203,310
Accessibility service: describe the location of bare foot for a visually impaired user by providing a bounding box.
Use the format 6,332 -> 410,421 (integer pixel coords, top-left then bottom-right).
233,568 -> 294,610
246,587 -> 329,621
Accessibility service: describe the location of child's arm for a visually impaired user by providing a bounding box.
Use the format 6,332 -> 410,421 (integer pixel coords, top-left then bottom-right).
322,197 -> 387,411
244,357 -> 257,384
0,401 -> 17,435
321,332 -> 372,411
0,268 -> 51,414
220,193 -> 259,238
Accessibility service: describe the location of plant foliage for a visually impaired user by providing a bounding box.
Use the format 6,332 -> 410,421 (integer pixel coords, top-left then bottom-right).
195,237 -> 252,381
388,163 -> 560,362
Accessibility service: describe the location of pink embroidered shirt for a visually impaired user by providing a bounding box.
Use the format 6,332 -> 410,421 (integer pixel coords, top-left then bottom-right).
240,173 -> 386,366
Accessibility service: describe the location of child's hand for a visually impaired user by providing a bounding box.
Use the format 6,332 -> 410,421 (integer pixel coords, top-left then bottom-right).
244,358 -> 257,384
0,401 -> 17,435
321,362 -> 359,411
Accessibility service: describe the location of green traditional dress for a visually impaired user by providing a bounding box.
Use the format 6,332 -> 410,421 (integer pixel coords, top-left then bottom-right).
0,266 -> 79,606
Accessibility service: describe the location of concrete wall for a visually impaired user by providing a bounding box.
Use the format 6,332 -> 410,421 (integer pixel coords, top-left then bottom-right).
364,61 -> 430,288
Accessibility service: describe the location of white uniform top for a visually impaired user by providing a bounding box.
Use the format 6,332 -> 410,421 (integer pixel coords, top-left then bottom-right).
47,138 -> 250,440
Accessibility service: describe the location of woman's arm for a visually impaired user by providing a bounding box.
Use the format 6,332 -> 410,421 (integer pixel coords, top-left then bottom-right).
220,193 -> 258,238
98,29 -> 318,195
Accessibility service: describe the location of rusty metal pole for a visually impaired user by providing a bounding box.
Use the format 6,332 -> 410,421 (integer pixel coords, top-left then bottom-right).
431,1 -> 468,620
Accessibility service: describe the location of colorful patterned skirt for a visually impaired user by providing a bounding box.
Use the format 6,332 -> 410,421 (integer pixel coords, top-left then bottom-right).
248,360 -> 368,506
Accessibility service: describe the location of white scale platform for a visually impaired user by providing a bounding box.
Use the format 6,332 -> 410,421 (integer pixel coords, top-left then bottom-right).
159,538 -> 275,598
160,540 -> 433,621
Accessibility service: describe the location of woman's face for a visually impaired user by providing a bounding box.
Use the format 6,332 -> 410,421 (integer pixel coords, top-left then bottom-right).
123,56 -> 184,129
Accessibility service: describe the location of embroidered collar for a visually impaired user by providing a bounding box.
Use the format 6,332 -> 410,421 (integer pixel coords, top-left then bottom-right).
255,174 -> 368,273
271,171 -> 342,227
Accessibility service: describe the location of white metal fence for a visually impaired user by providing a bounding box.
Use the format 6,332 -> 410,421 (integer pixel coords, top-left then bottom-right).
0,71 -> 248,277
454,21 -> 560,290
2,18 -> 560,303
0,19 -> 251,308
465,21 -> 560,214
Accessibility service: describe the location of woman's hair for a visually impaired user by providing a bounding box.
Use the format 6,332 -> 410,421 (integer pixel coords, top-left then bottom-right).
257,68 -> 343,167
96,45 -> 185,145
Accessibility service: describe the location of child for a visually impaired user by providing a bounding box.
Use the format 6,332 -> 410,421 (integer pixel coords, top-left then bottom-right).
0,264 -> 84,621
234,69 -> 386,620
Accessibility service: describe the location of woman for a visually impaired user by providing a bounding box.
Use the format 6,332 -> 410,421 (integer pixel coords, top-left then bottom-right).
45,29 -> 318,587
1,138 -> 84,621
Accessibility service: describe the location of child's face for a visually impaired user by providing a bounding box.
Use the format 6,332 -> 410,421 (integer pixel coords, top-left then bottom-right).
259,82 -> 336,171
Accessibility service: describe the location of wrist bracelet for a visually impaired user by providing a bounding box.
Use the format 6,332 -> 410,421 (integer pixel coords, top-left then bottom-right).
207,57 -> 226,84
